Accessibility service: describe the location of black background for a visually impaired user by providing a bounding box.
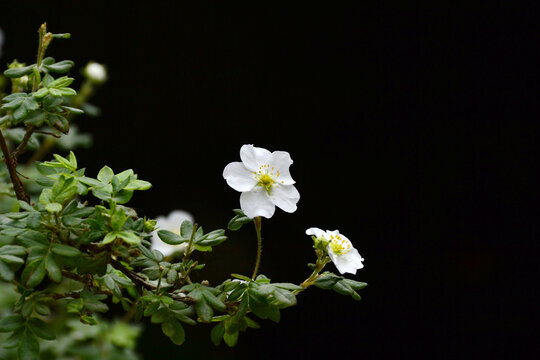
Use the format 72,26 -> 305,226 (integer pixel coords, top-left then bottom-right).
0,1 -> 537,359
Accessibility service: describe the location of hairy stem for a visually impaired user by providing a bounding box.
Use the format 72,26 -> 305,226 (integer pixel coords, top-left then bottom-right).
251,216 -> 263,280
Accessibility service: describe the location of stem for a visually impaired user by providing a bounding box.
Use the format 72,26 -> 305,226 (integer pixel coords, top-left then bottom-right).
12,23 -> 50,163
0,129 -> 30,202
251,216 -> 263,280
182,223 -> 198,264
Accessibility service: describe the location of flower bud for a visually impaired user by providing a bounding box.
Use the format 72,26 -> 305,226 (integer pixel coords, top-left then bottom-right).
83,61 -> 107,83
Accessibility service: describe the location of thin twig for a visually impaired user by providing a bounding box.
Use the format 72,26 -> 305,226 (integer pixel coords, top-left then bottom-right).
11,125 -> 35,162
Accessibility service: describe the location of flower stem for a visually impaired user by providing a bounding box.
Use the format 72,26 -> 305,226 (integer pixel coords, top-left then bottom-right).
251,216 -> 263,280
295,251 -> 331,294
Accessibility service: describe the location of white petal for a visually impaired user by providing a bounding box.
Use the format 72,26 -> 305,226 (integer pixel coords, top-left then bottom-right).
167,210 -> 193,225
270,151 -> 295,184
240,144 -> 272,171
240,188 -> 276,218
151,239 -> 188,257
269,184 -> 300,213
223,162 -> 258,191
328,247 -> 364,275
306,227 -> 326,238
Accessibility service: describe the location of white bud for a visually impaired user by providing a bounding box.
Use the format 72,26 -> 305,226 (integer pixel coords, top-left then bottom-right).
84,61 -> 107,83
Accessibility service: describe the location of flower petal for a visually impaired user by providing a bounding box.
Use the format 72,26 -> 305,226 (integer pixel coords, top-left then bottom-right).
270,151 -> 295,184
328,248 -> 364,275
240,187 -> 276,218
269,184 -> 300,213
167,210 -> 194,226
151,238 -> 188,257
240,144 -> 272,171
223,161 -> 258,192
306,227 -> 326,238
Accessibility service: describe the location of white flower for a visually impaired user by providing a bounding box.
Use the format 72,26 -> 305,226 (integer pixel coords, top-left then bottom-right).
223,144 -> 300,219
306,227 -> 364,275
151,210 -> 193,256
84,61 -> 107,83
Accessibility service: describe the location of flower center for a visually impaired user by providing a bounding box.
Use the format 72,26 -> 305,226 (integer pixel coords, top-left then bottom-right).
257,174 -> 275,193
254,164 -> 280,194
328,234 -> 352,255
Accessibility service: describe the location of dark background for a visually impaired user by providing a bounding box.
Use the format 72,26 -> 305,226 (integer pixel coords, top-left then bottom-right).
1,1 -> 537,359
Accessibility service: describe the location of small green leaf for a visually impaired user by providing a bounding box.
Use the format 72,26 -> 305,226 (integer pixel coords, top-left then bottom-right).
210,323 -> 225,346
162,318 -> 185,346
102,232 -> 117,245
180,220 -> 194,239
18,330 -> 40,360
51,244 -> 81,257
157,230 -> 186,245
45,254 -> 62,282
223,331 -> 239,347
0,314 -> 24,332
116,231 -> 141,245
43,60 -> 74,73
97,166 -> 114,184
228,209 -> 252,231
45,202 -> 62,213
4,64 -> 35,78
28,318 -> 56,340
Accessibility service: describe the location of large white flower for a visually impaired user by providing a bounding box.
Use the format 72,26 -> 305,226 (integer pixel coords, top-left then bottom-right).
306,227 -> 364,275
223,144 -> 300,219
151,210 -> 193,256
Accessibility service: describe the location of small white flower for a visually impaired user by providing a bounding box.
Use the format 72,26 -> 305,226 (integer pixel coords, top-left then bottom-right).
306,227 -> 364,275
151,210 -> 193,256
84,61 -> 107,83
223,144 -> 300,219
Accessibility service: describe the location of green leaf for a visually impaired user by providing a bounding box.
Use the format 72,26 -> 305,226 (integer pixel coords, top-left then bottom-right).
0,261 -> 16,281
17,230 -> 48,247
180,220 -> 194,239
231,273 -> 252,282
0,314 -> 24,332
161,318 -> 185,346
223,331 -> 239,347
18,330 -> 40,360
0,244 -> 26,256
157,230 -> 186,245
43,60 -> 74,73
4,64 -> 35,78
195,298 -> 213,323
51,244 -> 81,257
45,202 -> 62,213
0,254 -> 25,265
45,254 -> 62,282
28,318 -> 56,340
210,323 -> 225,346
342,278 -> 368,290
23,258 -> 47,288
314,273 -> 342,289
47,76 -> 74,89
33,88 -> 49,99
97,166 -> 114,184
102,232 -> 117,245
116,231 -> 141,245
228,209 -> 253,231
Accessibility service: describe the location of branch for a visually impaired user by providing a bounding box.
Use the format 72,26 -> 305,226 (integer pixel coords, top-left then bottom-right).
0,129 -> 30,203
11,125 -> 35,162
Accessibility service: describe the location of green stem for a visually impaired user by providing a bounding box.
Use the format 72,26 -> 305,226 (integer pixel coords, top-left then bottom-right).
295,252 -> 331,294
251,217 -> 263,280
